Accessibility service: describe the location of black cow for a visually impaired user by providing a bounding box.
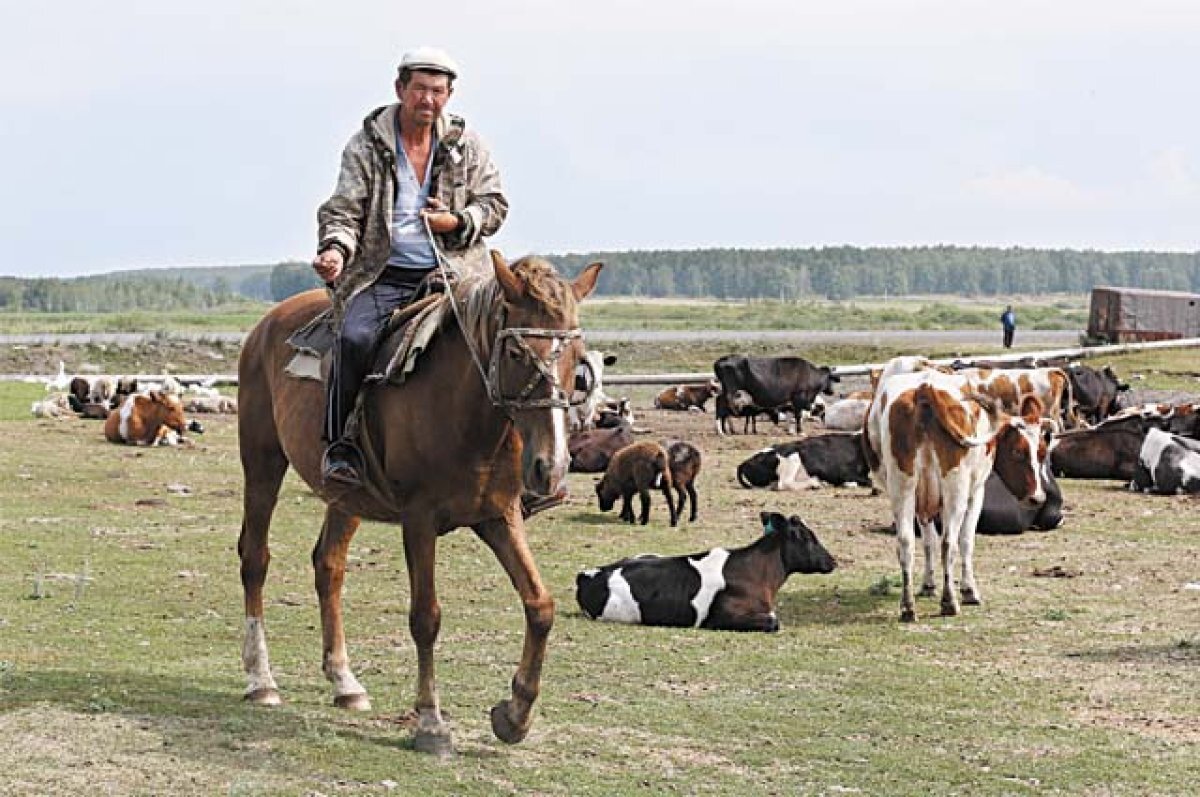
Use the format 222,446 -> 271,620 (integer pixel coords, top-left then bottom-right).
713,355 -> 839,436
1049,414 -> 1164,480
1066,364 -> 1129,426
736,432 -> 870,489
976,463 -> 1064,535
575,512 -> 836,632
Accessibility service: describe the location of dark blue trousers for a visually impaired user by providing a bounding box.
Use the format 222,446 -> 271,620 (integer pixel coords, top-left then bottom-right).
325,267 -> 429,445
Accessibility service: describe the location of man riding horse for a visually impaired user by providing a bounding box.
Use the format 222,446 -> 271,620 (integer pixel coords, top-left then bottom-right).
312,46 -> 508,487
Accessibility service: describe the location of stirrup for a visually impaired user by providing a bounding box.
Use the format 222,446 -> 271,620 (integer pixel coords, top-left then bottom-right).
322,441 -> 364,487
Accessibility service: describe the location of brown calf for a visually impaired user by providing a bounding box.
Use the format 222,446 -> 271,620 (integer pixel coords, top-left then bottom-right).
663,439 -> 702,522
594,441 -> 677,526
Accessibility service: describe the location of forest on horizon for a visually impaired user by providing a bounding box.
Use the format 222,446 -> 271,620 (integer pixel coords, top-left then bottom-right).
2,245 -> 1198,312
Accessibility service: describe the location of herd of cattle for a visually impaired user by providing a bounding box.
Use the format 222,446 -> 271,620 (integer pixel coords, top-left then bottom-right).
25,349 -> 1198,630
30,364 -> 233,445
568,350 -> 1200,629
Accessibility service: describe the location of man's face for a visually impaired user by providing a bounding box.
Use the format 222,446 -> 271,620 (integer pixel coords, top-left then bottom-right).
396,71 -> 453,127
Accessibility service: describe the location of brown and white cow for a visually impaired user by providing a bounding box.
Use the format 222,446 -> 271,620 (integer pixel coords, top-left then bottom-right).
875,368 -> 1050,622
655,380 -> 720,412
103,391 -> 192,446
954,366 -> 1078,431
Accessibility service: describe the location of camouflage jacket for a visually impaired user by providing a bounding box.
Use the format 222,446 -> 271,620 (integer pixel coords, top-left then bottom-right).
317,103 -> 508,323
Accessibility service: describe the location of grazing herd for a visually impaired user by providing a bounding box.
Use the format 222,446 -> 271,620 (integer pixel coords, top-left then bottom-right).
29,350 -> 1199,635
30,369 -> 235,446
571,350 -> 1199,630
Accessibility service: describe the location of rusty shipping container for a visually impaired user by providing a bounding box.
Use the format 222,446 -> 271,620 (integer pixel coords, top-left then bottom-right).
1087,286 -> 1200,343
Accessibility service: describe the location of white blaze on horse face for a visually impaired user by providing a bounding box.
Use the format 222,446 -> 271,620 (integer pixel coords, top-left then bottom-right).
599,569 -> 642,624
551,406 -> 569,482
242,617 -> 280,700
688,548 -> 730,628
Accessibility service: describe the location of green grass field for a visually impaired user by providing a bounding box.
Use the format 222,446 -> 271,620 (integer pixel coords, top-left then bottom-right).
1,338 -> 1199,795
0,294 -> 1089,335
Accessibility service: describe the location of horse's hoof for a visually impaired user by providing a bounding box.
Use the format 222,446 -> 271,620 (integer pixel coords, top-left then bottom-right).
961,590 -> 982,606
940,602 -> 960,617
413,729 -> 454,758
899,609 -> 917,623
333,692 -> 372,711
918,585 -> 937,597
490,700 -> 531,744
243,687 -> 283,706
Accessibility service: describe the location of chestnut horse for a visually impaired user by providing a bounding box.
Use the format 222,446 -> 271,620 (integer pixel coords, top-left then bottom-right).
237,252 -> 602,755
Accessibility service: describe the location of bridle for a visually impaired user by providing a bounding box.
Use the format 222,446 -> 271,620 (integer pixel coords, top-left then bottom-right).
487,325 -> 583,410
424,217 -> 583,413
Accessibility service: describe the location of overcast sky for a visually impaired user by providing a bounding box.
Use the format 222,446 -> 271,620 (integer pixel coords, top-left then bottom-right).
3,1 -> 1199,278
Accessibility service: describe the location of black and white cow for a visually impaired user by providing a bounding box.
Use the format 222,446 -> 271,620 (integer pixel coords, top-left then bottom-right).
575,512 -> 836,632
736,432 -> 871,489
1131,428 -> 1200,495
713,354 -> 839,436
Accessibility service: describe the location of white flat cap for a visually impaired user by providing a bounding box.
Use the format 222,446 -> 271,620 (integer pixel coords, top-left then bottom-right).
399,47 -> 459,79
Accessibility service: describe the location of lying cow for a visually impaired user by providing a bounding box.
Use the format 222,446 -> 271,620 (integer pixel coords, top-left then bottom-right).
820,397 -> 871,432
1066,364 -> 1129,426
736,432 -> 871,489
976,463 -> 1064,535
104,391 -> 197,446
575,511 -> 836,632
1131,428 -> 1200,494
655,380 -> 720,412
1049,413 -> 1162,481
569,421 -> 636,473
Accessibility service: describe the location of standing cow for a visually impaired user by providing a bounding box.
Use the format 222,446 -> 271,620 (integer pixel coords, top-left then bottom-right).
713,355 -> 839,436
875,369 -> 1050,621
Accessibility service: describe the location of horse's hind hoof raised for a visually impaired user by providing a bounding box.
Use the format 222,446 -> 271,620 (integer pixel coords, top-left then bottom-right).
413,729 -> 454,758
333,692 -> 372,711
243,687 -> 283,706
490,699 -> 531,744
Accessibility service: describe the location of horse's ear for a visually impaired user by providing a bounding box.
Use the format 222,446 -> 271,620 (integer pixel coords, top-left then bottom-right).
572,262 -> 603,301
491,250 -> 524,302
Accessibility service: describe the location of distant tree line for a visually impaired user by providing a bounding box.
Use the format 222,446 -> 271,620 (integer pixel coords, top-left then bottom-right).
551,246 -> 1200,300
0,274 -> 242,312
4,247 -> 1199,311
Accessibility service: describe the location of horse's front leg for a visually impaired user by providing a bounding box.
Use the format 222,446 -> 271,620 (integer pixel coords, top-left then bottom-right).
312,507 -> 371,710
402,520 -> 450,755
473,502 -> 555,745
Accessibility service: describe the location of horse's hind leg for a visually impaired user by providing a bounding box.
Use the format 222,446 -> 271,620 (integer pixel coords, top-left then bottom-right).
238,416 -> 289,705
313,506 -> 370,710
473,505 -> 555,746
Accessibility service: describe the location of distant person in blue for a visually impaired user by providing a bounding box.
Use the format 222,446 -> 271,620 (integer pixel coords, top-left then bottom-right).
1000,305 -> 1017,349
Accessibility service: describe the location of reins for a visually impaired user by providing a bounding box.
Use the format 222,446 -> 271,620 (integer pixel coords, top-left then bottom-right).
422,217 -> 581,412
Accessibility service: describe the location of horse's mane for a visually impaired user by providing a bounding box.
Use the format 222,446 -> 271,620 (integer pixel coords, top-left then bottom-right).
450,256 -> 578,359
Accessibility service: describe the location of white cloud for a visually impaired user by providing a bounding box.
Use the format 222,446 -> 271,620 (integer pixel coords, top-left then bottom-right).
964,168 -> 1108,210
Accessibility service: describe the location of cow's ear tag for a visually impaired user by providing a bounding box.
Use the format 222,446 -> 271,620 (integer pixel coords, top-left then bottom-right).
762,517 -> 779,535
